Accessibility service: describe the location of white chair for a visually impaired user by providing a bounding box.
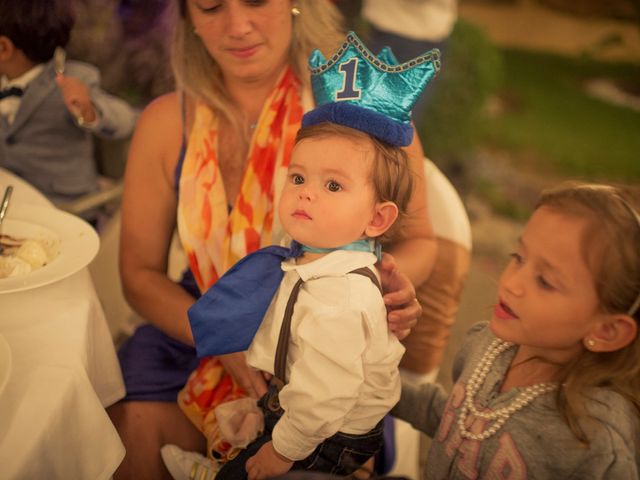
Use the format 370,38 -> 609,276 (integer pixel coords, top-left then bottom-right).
389,158 -> 471,480
424,158 -> 472,251
86,209 -> 186,342
57,136 -> 137,342
86,209 -> 137,342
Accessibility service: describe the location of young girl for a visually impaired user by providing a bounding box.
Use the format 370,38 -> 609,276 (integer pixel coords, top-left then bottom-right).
394,182 -> 640,479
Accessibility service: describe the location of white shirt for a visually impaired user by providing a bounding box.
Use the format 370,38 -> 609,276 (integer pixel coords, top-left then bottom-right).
247,250 -> 405,461
362,0 -> 457,42
0,64 -> 44,125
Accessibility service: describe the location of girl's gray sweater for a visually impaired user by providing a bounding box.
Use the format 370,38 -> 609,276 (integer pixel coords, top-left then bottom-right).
392,322 -> 640,479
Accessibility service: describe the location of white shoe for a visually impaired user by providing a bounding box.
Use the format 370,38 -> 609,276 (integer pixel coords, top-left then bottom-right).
161,444 -> 220,480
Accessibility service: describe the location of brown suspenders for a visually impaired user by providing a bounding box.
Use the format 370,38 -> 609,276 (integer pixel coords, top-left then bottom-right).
266,267 -> 383,412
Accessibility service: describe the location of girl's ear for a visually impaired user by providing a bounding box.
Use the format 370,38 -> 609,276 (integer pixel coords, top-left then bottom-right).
365,201 -> 398,238
584,314 -> 638,352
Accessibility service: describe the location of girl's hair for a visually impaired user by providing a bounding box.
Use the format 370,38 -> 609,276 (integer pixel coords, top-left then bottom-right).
0,0 -> 74,64
294,123 -> 414,243
170,0 -> 344,135
536,182 -> 640,444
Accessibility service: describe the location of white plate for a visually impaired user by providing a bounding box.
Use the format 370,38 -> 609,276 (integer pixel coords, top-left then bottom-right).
0,204 -> 99,293
0,334 -> 11,394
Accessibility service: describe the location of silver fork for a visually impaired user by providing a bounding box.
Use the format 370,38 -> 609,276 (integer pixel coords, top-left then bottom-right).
53,46 -> 66,76
0,185 -> 13,254
53,47 -> 85,126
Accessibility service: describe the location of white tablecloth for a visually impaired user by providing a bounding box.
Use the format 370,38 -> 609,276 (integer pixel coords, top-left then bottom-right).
0,168 -> 125,479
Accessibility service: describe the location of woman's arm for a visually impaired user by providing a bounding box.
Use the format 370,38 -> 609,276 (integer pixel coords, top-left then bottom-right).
119,93 -> 268,397
119,92 -> 196,345
387,128 -> 437,286
380,129 -> 438,336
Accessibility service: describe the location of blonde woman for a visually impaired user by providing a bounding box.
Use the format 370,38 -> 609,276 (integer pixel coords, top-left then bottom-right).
110,1 -> 439,478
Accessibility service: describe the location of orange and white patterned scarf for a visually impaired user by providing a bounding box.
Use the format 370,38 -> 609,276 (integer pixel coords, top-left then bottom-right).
177,67 -> 305,293
177,68 -> 309,461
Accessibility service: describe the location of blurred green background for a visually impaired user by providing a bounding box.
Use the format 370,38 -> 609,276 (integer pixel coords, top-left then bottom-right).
70,0 -> 640,217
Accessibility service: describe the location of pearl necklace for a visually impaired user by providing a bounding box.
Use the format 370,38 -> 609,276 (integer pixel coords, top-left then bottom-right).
457,338 -> 557,441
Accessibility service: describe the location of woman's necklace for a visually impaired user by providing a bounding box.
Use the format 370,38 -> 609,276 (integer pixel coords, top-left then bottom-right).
457,338 -> 557,441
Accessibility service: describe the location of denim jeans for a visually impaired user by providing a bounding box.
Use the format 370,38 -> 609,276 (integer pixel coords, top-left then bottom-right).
216,384 -> 384,479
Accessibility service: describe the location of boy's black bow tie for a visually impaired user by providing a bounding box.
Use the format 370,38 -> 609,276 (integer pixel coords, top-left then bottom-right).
0,86 -> 24,100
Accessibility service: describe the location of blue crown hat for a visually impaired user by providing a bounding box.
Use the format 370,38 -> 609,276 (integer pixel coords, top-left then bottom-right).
302,31 -> 441,147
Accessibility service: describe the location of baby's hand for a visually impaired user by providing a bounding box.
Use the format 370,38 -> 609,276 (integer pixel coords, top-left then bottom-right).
55,74 -> 96,125
245,441 -> 293,480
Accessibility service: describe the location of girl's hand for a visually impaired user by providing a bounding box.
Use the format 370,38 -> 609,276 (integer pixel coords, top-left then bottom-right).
246,441 -> 293,480
218,352 -> 268,399
377,252 -> 422,340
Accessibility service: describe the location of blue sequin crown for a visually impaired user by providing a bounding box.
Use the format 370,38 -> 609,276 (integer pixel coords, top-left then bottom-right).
302,31 -> 441,146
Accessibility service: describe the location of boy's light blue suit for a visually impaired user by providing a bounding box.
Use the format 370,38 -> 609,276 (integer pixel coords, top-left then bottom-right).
0,59 -> 137,203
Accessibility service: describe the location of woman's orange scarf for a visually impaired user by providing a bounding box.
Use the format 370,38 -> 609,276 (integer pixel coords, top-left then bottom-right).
177,67 -> 304,293
177,67 -> 308,461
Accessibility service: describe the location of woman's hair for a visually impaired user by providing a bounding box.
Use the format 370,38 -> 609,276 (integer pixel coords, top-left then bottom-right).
0,0 -> 74,64
536,182 -> 640,444
170,0 -> 344,133
294,123 -> 414,243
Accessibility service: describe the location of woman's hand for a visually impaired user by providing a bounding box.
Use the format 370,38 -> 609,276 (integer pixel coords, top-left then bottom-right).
246,441 -> 293,480
377,252 -> 422,340
218,352 -> 268,399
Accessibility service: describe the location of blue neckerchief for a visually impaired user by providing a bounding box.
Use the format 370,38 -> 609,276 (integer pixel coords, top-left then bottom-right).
189,243 -> 301,357
301,238 -> 382,261
188,239 -> 379,357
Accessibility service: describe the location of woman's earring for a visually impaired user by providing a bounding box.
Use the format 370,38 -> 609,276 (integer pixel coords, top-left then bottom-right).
291,6 -> 301,16
585,338 -> 596,349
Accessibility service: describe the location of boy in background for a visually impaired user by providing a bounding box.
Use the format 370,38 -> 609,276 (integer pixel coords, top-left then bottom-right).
0,0 -> 136,212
